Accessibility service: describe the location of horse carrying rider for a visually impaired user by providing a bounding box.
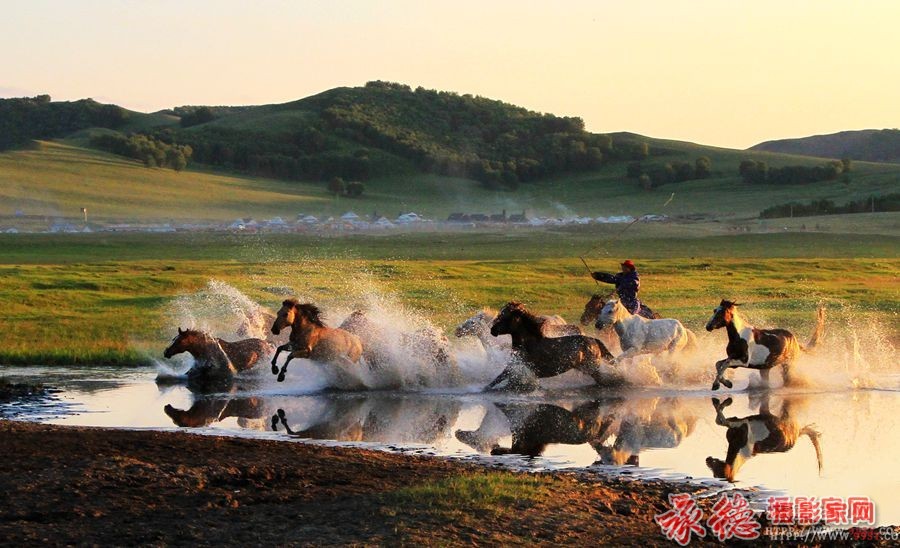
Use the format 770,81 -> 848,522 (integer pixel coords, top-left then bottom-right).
592,259 -> 656,319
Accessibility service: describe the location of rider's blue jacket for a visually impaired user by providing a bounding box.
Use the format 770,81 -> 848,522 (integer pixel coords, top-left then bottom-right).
592,270 -> 641,313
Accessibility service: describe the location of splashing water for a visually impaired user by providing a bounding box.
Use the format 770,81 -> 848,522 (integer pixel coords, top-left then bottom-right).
157,280 -> 898,394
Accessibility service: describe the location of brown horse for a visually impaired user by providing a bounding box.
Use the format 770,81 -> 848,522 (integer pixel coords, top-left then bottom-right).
706,395 -> 823,482
486,302 -> 617,390
162,329 -> 238,388
164,396 -> 265,428
165,328 -> 273,372
270,299 -> 364,383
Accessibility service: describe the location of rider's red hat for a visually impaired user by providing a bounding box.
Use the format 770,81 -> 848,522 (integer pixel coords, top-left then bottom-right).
621,259 -> 636,269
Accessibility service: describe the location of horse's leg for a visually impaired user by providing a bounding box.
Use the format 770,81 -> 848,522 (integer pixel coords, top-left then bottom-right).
712,359 -> 737,390
271,343 -> 291,372
485,366 -> 514,391
277,354 -> 295,382
758,368 -> 770,388
781,362 -> 793,387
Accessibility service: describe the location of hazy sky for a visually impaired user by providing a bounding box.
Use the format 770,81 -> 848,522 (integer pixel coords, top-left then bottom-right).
2,0 -> 898,148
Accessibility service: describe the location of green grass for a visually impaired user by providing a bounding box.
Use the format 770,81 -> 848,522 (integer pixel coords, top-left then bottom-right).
2,138 -> 899,225
0,230 -> 896,366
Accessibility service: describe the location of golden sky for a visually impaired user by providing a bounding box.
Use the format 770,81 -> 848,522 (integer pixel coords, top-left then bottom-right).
2,0 -> 898,148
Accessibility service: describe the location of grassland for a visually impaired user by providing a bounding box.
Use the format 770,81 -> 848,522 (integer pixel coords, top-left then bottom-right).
0,227 -> 896,365
2,138 -> 899,226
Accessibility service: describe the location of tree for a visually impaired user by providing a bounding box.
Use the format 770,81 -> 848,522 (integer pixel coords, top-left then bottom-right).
639,174 -> 652,191
346,181 -> 366,197
695,156 -> 712,179
327,176 -> 345,196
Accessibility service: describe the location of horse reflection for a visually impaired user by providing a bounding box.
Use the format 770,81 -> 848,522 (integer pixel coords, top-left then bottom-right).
456,398 -> 697,464
164,396 -> 267,428
706,394 -> 823,482
270,396 -> 460,446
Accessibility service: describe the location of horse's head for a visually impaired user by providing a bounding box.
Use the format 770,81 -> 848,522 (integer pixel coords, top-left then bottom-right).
580,294 -> 605,326
273,299 -> 326,334
595,299 -> 622,330
705,456 -> 734,481
456,309 -> 494,337
490,302 -> 527,337
706,299 -> 739,331
164,327 -> 202,358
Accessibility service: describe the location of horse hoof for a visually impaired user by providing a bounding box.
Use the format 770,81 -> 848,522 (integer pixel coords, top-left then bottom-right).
712,397 -> 722,407
722,379 -> 733,389
277,372 -> 286,382
712,381 -> 720,391
723,397 -> 733,406
277,408 -> 286,419
271,364 -> 279,375
270,415 -> 279,431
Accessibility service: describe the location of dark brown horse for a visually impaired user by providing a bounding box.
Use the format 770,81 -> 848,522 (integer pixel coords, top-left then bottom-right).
706,300 -> 824,390
706,395 -> 823,482
486,302 -> 617,390
165,328 -> 273,372
270,299 -> 364,383
163,329 -> 238,388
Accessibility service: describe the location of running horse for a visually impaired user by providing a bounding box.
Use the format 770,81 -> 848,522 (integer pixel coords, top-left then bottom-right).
595,299 -> 697,359
486,302 -> 617,390
456,308 -> 582,350
706,300 -> 824,390
270,299 -> 364,383
165,328 -> 274,372
162,329 -> 239,389
706,395 -> 823,482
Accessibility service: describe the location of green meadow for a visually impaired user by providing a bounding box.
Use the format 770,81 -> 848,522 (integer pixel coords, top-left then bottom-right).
2,139 -> 899,226
0,227 -> 896,366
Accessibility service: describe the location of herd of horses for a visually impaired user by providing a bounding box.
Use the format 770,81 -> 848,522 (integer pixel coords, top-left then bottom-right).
163,293 -> 826,393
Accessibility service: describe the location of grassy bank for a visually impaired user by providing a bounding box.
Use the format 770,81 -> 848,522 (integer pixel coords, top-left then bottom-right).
0,229 -> 896,366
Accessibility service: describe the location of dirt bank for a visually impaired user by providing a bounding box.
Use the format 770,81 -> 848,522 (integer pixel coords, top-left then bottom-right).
0,420 -> 718,546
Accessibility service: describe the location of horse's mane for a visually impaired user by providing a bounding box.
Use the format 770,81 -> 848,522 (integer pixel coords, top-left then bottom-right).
480,307 -> 497,318
177,327 -> 212,340
295,303 -> 326,327
503,301 -> 546,331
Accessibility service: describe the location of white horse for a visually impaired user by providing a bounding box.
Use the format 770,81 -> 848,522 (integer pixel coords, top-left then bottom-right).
455,308 -> 582,350
596,299 -> 696,360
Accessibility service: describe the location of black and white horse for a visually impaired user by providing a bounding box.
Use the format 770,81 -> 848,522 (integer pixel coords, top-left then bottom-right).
705,300 -> 824,390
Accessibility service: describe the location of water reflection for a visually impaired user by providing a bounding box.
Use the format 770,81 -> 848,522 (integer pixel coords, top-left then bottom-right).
454,397 -> 697,465
706,394 -> 823,483
6,365 -> 896,525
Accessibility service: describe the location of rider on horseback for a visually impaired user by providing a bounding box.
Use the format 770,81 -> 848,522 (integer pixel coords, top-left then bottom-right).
592,260 -> 656,319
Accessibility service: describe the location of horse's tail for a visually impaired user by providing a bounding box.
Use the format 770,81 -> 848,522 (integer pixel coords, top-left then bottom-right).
802,305 -> 826,352
800,424 -> 824,476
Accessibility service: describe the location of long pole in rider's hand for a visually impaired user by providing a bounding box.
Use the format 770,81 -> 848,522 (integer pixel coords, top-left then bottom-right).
578,192 -> 675,284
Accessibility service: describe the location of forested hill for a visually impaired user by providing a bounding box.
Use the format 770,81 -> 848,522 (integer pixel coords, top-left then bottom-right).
750,129 -> 900,163
0,82 -> 656,189
171,81 -> 653,188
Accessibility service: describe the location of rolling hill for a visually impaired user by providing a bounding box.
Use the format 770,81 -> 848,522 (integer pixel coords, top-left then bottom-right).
750,129 -> 900,163
1,83 -> 899,225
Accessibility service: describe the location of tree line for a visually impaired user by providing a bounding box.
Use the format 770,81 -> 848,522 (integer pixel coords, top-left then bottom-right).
0,95 -> 127,150
90,133 -> 193,171
739,158 -> 851,185
759,193 -> 899,218
625,157 -> 712,189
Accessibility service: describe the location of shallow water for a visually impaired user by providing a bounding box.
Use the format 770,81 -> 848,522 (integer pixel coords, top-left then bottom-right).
2,365 -> 899,526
